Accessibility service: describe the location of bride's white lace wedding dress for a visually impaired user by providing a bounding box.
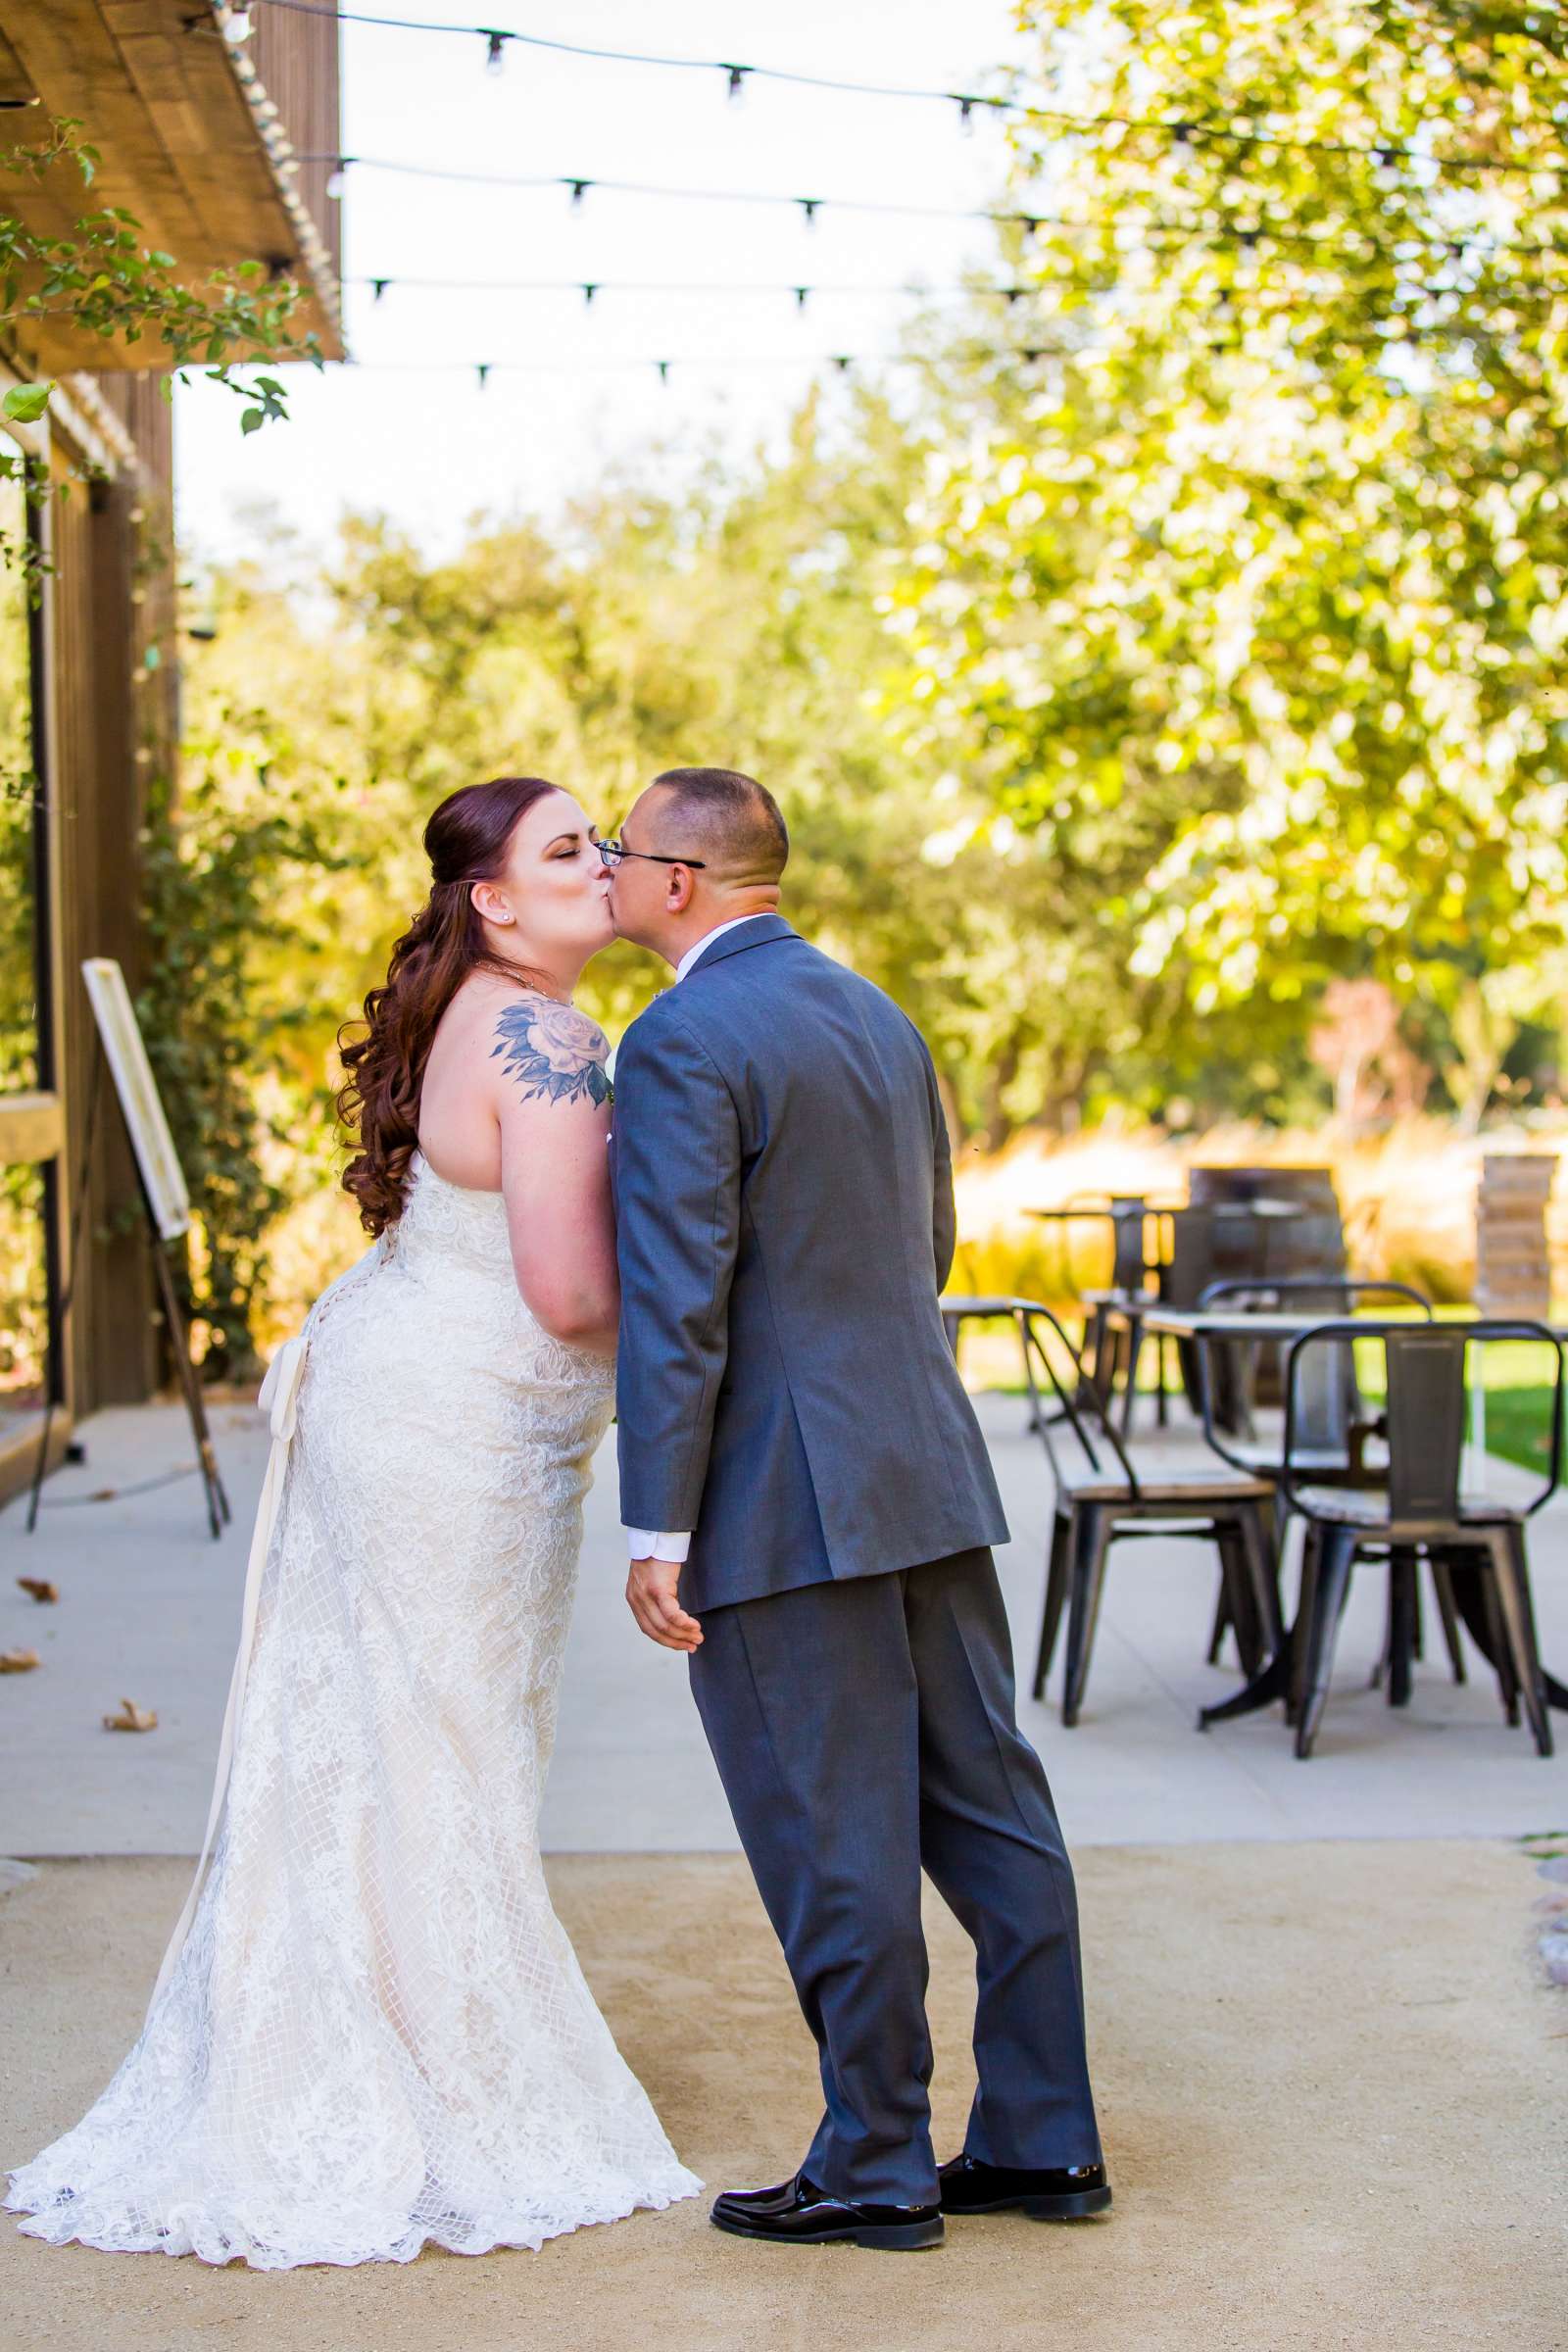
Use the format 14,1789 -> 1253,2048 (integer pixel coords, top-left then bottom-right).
6,1153 -> 701,2269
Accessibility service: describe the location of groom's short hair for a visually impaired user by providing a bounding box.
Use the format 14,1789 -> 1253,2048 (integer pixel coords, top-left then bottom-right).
649,767 -> 789,884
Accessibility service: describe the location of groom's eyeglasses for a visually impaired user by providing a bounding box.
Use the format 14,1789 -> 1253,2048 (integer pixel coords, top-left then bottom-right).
597,839 -> 707,871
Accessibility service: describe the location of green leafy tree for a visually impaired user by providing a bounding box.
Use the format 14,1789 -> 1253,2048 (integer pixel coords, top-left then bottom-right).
889,0 -> 1568,1123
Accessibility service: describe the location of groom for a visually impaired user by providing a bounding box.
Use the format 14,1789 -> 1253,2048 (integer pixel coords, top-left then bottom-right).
606,768 -> 1107,2251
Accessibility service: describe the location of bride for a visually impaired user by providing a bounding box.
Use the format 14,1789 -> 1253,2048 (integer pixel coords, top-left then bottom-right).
6,775 -> 701,2268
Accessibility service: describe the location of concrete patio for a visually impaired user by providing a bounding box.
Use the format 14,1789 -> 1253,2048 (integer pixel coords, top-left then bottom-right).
3,1385 -> 1564,2352
2,1387 -> 1565,1859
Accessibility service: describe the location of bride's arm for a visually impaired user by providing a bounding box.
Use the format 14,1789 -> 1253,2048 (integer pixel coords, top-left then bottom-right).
491,994 -> 618,1353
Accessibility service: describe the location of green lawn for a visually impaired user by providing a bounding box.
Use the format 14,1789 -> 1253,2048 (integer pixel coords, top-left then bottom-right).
1355,1332 -> 1562,1480
969,1321 -> 1564,1481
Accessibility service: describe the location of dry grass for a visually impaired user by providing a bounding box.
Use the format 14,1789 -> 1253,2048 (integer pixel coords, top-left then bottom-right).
241,1112 -> 1568,1351
951,1111 -> 1568,1313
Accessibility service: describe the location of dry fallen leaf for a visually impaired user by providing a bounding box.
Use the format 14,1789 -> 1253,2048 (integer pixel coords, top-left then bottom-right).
0,1648 -> 40,1674
16,1578 -> 58,1604
103,1698 -> 158,1733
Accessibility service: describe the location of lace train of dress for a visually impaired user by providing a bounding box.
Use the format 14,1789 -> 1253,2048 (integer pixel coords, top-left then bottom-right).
5,1155 -> 701,2268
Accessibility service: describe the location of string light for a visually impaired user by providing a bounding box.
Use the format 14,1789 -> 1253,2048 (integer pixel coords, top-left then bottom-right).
482,28 -> 508,74
326,350 -> 1055,380
293,319 -> 1514,385
253,0 -> 1553,176
305,158 -> 1568,263
345,273 -> 1044,301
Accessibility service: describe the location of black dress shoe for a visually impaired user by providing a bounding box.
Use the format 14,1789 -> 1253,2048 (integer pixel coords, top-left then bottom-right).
938,2153 -> 1112,2220
710,2172 -> 944,2250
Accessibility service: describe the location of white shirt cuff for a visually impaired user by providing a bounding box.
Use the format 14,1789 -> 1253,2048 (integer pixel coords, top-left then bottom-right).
625,1527 -> 692,1563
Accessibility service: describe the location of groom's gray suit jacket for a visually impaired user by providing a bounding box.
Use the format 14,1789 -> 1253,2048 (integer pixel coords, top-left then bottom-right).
612,914 -> 1008,1613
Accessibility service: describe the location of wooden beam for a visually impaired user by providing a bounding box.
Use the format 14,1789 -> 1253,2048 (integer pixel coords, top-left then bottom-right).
0,1 -> 342,368
104,2 -> 289,263
1,4 -> 209,258
0,1092 -> 65,1165
0,29 -> 35,106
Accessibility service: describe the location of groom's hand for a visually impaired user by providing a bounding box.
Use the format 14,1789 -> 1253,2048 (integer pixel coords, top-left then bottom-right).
626,1556 -> 704,1652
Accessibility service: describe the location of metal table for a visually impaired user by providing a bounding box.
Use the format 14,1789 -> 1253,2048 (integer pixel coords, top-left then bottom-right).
1141,1304 -> 1568,1725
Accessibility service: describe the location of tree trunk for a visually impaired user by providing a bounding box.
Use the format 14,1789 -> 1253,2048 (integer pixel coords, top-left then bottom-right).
981,1042 -> 1022,1154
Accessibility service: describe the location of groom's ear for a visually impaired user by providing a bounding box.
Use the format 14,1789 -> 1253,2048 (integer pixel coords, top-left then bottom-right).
665,864 -> 698,913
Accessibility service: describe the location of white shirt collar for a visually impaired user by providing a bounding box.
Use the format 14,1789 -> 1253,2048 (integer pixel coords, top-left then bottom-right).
674,912 -> 774,983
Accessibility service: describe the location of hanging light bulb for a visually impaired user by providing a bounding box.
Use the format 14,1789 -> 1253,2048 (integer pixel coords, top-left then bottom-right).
224,6 -> 254,41
325,165 -> 347,200
723,65 -> 749,103
798,197 -> 821,228
483,29 -> 509,74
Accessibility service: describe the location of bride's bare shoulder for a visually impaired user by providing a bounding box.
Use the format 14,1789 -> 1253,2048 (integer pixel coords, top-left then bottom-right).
469,978 -> 612,1112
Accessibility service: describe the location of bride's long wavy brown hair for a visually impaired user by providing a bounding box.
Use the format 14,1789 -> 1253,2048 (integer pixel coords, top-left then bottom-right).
338,776 -> 563,1235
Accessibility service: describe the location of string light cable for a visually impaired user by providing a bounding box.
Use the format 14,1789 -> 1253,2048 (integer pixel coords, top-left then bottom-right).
303,157 -> 1568,271
238,0 -> 1560,176
301,318 -> 1546,390
339,228 -> 1568,308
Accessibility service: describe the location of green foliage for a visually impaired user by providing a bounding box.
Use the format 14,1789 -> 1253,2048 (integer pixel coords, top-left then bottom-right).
136,761 -> 343,1383
0,121 -> 317,591
0,474 -> 36,1087
2,384 -> 51,426
182,397 -> 1151,1168
888,0 -> 1568,1124
166,6 -> 1568,1348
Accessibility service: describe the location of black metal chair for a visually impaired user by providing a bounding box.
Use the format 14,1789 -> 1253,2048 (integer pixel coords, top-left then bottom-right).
1191,1278 -> 1464,1685
1196,1277 -> 1430,1476
1194,1279 -> 1466,1684
1152,1203 -> 1286,1433
1009,1298 -> 1280,1728
1161,1184 -> 1348,1421
1079,1199 -> 1156,1422
1277,1319 -> 1564,1758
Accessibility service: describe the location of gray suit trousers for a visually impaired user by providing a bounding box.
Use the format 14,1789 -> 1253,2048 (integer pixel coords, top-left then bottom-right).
688,1548 -> 1102,2205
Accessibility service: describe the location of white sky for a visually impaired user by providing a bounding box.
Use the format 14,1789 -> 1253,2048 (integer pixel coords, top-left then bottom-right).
174,0 -> 1027,566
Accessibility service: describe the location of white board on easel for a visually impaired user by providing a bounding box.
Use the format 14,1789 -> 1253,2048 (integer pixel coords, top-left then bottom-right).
80,956 -> 190,1242
27,957 -> 228,1541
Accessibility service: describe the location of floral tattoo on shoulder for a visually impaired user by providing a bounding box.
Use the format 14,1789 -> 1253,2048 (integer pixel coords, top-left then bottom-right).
492,996 -> 612,1107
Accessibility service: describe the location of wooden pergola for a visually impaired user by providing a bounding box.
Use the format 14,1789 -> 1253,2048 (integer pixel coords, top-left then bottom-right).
0,3 -> 342,372
0,1 -> 341,1499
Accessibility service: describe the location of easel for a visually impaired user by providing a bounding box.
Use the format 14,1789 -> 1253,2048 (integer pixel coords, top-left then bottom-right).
26,1036 -> 230,1542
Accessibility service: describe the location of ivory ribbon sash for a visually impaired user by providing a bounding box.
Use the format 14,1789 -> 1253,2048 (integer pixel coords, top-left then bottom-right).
145,1330 -> 311,2018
